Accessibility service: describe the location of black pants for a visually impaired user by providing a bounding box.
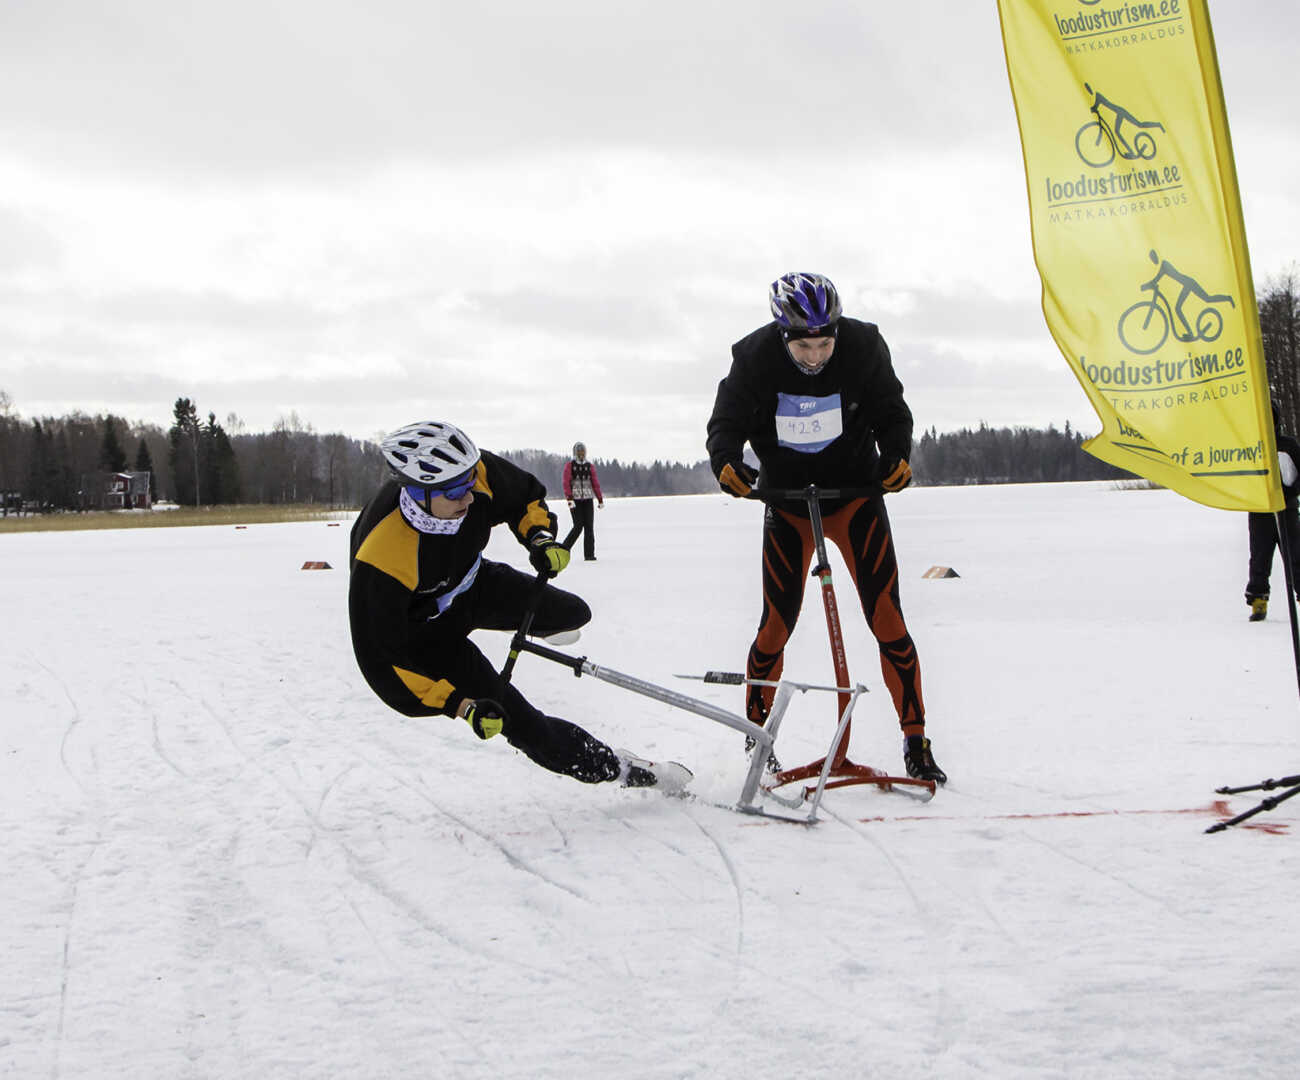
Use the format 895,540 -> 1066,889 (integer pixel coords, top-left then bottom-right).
569,499 -> 596,559
1246,509 -> 1300,602
428,561 -> 620,783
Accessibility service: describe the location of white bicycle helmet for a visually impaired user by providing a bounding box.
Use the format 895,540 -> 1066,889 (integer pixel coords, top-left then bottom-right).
380,421 -> 481,486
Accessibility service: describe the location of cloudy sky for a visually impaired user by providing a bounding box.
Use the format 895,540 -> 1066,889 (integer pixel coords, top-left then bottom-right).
2,1 -> 1296,464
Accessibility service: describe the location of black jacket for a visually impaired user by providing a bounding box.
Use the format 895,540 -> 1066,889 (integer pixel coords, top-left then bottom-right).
348,450 -> 556,717
706,316 -> 913,502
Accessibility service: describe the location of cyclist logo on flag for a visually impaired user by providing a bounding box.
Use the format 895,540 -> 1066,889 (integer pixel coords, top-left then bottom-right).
1076,83 -> 1166,167
1118,249 -> 1236,355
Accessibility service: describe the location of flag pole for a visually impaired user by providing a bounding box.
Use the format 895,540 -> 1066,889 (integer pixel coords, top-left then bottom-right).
1276,510 -> 1300,703
1207,509 -> 1300,833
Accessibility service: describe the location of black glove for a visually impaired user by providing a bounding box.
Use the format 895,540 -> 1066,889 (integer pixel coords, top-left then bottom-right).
528,535 -> 571,576
718,461 -> 758,498
462,698 -> 507,740
878,456 -> 912,493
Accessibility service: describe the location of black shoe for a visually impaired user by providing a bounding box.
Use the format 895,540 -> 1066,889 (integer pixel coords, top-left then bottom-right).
904,735 -> 947,785
623,763 -> 657,788
744,734 -> 782,775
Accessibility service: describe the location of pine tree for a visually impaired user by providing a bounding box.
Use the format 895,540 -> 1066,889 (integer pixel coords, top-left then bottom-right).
99,416 -> 128,472
134,438 -> 157,501
26,420 -> 50,510
202,412 -> 241,504
168,398 -> 202,506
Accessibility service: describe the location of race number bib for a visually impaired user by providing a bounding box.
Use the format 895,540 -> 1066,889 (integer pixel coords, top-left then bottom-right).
774,393 -> 843,453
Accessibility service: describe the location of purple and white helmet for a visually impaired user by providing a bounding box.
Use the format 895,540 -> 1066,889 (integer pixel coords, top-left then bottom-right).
380,421 -> 480,486
769,272 -> 842,336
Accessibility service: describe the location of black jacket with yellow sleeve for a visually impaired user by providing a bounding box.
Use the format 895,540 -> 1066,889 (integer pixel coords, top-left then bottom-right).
348,450 -> 556,719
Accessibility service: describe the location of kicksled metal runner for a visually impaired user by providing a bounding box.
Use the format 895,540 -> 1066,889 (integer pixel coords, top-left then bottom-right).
501,486 -> 937,824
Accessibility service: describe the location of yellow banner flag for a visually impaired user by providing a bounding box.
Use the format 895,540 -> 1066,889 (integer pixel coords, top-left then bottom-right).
997,0 -> 1280,511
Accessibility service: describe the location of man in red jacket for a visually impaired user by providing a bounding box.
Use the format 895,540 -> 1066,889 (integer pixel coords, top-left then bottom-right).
562,441 -> 604,561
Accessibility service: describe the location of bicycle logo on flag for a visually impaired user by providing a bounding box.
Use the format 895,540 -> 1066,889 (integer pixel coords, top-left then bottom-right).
1075,83 -> 1166,168
1117,250 -> 1236,355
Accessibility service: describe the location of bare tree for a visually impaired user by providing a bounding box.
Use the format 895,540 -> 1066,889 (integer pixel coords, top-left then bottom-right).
1259,267 -> 1300,433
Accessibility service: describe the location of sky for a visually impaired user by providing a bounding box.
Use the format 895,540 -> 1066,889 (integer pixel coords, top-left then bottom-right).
1,1 -> 1297,464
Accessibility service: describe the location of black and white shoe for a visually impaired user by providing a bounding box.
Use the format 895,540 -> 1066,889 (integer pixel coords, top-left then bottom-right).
904,735 -> 947,785
617,751 -> 693,794
744,734 -> 783,776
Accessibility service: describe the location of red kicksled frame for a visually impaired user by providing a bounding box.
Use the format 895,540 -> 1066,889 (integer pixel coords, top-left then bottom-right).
742,485 -> 936,804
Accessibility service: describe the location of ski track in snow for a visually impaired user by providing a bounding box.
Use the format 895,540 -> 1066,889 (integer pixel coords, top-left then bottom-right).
38,657 -> 91,800
190,669 -> 592,989
4,488 -> 1300,1078
821,806 -> 933,918
683,810 -> 746,956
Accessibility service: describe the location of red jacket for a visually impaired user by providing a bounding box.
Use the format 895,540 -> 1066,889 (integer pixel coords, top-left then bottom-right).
562,459 -> 603,503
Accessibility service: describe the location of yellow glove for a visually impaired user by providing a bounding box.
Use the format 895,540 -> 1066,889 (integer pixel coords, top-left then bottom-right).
879,457 -> 912,493
719,461 -> 757,498
528,538 -> 570,576
461,698 -> 506,740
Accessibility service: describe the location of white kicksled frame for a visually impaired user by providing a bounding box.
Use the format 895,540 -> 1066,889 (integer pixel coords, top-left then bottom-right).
556,654 -> 867,823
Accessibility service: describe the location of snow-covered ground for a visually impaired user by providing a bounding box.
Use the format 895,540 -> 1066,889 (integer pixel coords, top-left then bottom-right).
4,482 -> 1299,1079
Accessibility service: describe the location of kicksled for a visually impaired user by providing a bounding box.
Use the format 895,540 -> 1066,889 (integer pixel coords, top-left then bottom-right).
502,486 -> 938,824
508,636 -> 932,824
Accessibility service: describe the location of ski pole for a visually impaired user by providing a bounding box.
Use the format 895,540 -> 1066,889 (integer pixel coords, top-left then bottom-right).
1215,773 -> 1300,796
1206,781 -> 1300,834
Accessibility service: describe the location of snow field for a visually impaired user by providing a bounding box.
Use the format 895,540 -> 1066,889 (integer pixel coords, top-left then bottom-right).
3,483 -> 1299,1079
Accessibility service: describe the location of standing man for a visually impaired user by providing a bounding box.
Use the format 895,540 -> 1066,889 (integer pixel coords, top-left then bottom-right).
1245,401 -> 1300,621
706,273 -> 945,784
349,420 -> 688,791
562,441 -> 604,561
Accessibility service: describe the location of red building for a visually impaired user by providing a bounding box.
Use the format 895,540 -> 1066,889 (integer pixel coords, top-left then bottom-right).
82,471 -> 153,510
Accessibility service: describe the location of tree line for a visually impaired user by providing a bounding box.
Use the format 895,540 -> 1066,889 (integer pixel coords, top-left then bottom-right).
498,449 -> 716,501
2,271 -> 1296,513
0,397 -> 389,514
0,396 -> 1130,514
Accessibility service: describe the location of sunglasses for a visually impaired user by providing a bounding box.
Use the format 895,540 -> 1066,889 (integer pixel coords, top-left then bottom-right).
406,471 -> 475,504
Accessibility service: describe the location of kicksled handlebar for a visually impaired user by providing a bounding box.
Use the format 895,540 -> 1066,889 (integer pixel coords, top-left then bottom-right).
499,522 -> 583,682
744,484 -> 883,505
